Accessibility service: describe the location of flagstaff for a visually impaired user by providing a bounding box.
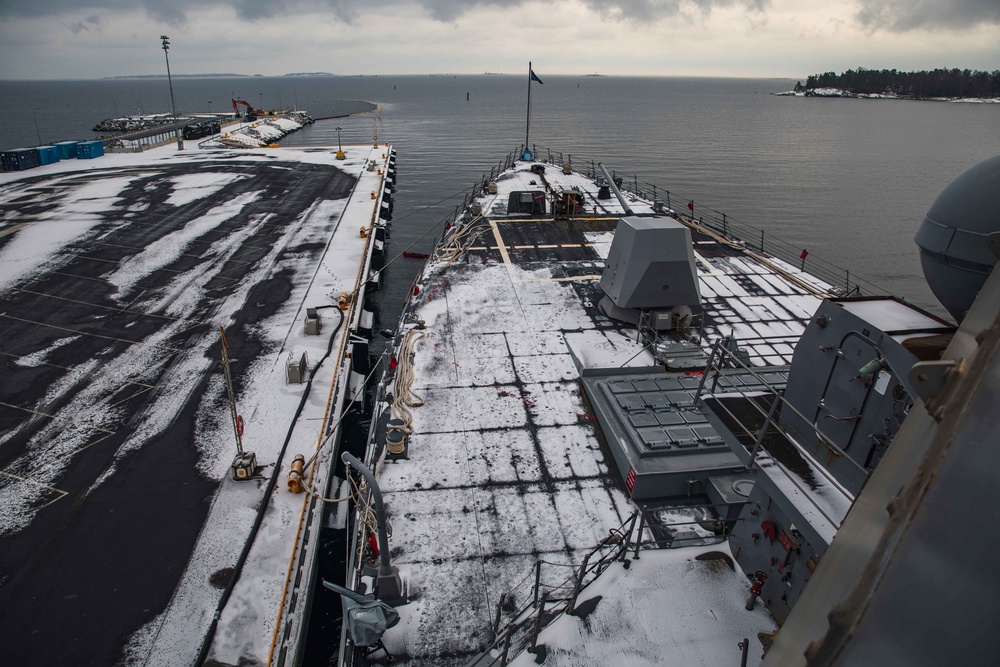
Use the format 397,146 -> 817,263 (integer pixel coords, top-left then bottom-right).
524,62 -> 542,160
525,61 -> 532,150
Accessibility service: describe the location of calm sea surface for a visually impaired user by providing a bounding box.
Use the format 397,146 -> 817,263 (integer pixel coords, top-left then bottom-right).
2,75 -> 999,318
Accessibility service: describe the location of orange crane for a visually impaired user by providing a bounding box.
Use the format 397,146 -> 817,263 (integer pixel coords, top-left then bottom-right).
231,98 -> 259,120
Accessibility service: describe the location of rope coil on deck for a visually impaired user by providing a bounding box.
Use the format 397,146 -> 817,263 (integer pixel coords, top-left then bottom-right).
389,329 -> 426,438
433,214 -> 491,264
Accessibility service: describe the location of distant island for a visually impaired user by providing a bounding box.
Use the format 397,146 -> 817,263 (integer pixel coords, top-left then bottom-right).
103,72 -> 336,80
103,73 -> 249,79
778,67 -> 1000,101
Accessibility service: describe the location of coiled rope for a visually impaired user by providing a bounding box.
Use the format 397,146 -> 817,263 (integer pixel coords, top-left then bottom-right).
433,215 -> 491,264
387,329 -> 426,449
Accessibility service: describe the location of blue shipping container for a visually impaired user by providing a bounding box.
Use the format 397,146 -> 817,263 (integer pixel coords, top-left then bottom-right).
36,146 -> 60,165
1,148 -> 41,172
54,141 -> 79,160
76,141 -> 105,159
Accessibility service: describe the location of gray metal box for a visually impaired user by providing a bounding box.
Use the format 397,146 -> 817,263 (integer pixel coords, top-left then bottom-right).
599,216 -> 701,310
287,352 -> 308,384
304,307 -> 322,335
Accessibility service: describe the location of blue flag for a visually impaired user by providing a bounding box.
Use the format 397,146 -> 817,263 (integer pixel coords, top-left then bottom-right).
530,68 -> 543,84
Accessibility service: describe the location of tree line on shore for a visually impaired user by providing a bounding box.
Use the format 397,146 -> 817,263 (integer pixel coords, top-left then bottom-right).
794,68 -> 1000,99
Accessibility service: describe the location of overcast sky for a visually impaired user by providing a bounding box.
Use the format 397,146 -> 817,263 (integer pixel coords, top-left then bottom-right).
0,0 -> 997,79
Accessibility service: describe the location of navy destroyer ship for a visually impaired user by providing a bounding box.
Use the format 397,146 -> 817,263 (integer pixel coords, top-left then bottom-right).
324,145 -> 1000,667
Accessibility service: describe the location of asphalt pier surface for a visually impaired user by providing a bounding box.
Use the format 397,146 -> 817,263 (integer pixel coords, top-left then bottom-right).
0,150 -> 356,665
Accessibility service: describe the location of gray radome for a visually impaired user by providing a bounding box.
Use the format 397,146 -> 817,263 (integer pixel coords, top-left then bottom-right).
914,154 -> 1000,323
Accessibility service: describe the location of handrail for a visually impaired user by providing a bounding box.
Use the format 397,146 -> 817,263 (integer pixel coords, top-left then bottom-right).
695,340 -> 859,528
530,144 -> 890,299
465,511 -> 639,667
696,340 -> 868,477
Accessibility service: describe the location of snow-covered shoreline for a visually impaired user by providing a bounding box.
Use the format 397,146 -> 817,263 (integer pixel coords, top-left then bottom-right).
774,88 -> 1000,103
204,111 -> 315,148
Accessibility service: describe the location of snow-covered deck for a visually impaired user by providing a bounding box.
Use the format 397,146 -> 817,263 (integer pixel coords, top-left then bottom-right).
508,546 -> 776,667
0,141 -> 393,666
360,159 -> 837,665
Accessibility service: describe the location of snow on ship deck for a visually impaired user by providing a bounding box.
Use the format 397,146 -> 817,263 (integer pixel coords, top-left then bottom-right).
0,141 -> 393,666
359,158 -> 837,665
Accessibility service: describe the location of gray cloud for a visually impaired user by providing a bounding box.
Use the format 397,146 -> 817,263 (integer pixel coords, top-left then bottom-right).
1,1 -> 189,23
1,0 -> 770,25
855,0 -> 1000,31
417,0 -> 505,22
68,14 -> 102,33
579,0 -> 767,23
12,0 -> 994,33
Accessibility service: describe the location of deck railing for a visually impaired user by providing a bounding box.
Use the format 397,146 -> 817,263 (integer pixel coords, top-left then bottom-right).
465,512 -> 640,667
694,339 -> 862,527
528,144 -> 889,299
464,501 -> 759,667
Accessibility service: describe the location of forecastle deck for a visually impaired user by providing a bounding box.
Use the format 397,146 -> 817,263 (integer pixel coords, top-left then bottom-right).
350,156 -> 840,665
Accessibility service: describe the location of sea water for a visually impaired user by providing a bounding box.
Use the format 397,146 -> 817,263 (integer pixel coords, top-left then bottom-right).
2,74 -> 999,317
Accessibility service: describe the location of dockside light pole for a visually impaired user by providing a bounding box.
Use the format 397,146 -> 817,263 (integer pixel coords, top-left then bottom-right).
160,35 -> 183,150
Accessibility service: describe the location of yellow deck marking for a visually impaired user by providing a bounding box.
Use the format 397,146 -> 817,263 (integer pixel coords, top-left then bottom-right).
13,288 -> 189,322
0,400 -> 116,434
520,275 -> 602,283
0,401 -> 120,508
693,249 -> 723,277
0,471 -> 68,509
48,270 -> 116,284
0,222 -> 33,239
54,432 -> 117,461
0,314 -> 182,353
86,239 -> 207,261
68,253 -> 187,274
489,220 -> 514,271
0,352 -> 155,391
107,386 -> 155,408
